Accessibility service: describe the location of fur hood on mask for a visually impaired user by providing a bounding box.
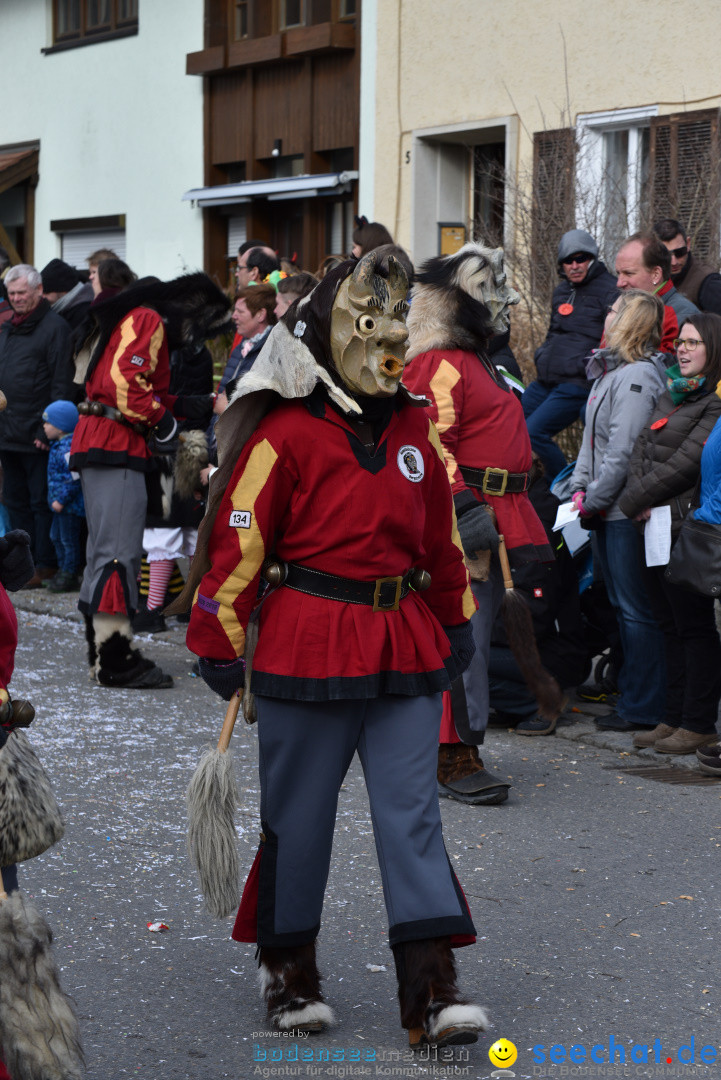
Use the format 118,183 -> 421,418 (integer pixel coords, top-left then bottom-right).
85,272 -> 231,381
406,243 -> 505,361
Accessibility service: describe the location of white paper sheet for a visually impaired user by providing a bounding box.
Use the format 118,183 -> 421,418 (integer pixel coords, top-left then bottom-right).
644,505 -> 672,567
553,501 -> 580,531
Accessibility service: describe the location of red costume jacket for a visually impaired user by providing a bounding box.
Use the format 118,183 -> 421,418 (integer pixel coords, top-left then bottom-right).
70,307 -> 174,472
403,349 -> 552,565
186,392 -> 476,700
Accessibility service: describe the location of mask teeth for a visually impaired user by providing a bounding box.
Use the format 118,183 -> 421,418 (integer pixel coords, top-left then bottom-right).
379,356 -> 404,378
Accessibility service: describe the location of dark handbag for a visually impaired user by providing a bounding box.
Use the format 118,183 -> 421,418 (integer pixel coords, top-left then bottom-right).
664,510 -> 721,597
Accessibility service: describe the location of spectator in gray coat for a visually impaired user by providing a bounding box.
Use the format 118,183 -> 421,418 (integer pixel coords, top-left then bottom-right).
571,289 -> 668,735
0,264 -> 73,581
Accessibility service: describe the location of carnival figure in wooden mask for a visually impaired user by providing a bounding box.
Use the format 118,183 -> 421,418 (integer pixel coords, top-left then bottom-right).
177,251 -> 488,1049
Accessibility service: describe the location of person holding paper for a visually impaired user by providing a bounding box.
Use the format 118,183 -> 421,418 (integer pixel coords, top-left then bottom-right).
619,314 -> 721,754
571,290 -> 668,734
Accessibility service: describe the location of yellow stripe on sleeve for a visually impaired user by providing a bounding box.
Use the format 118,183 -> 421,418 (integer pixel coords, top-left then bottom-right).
111,315 -> 165,421
427,422 -> 476,619
110,314 -> 138,418
213,438 -> 279,654
428,359 -> 462,486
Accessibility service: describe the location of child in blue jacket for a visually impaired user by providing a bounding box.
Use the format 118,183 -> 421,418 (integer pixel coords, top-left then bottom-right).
43,400 -> 85,592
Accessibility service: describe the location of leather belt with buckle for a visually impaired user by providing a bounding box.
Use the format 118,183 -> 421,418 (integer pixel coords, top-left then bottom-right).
264,562 -> 431,612
459,465 -> 530,496
78,400 -> 149,436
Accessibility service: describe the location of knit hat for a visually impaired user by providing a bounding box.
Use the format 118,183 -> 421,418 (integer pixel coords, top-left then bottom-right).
41,259 -> 79,294
42,400 -> 79,433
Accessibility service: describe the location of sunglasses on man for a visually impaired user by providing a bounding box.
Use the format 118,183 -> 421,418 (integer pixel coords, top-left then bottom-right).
668,245 -> 688,259
561,253 -> 592,266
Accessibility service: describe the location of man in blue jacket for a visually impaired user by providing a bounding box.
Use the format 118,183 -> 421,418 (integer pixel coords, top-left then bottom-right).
523,229 -> 617,480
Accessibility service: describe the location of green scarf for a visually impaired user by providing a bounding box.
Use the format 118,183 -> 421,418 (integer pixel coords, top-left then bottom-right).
665,362 -> 705,405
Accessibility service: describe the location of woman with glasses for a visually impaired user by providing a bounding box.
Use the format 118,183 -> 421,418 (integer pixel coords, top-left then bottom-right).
619,313 -> 721,753
571,289 -> 668,734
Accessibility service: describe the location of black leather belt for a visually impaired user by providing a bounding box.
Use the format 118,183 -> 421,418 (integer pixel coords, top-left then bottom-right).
459,465 -> 530,495
78,400 -> 149,436
282,563 -> 414,612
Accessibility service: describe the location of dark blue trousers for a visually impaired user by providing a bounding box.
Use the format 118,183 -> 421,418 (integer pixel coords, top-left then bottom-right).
50,512 -> 83,574
254,694 -> 476,948
522,380 -> 590,482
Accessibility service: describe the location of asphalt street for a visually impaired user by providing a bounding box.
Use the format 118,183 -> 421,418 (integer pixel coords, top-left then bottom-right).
6,590 -> 721,1080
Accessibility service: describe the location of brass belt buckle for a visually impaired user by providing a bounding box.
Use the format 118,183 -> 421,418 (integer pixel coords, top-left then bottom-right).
373,575 -> 403,612
482,467 -> 509,496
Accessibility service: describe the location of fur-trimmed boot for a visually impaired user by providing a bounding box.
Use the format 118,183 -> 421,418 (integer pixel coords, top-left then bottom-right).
84,613 -> 97,676
437,743 -> 510,805
93,614 -> 173,689
392,937 -> 489,1049
258,943 -> 334,1033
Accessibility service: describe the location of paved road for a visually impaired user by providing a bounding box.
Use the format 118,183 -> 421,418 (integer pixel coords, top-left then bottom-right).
7,593 -> 720,1080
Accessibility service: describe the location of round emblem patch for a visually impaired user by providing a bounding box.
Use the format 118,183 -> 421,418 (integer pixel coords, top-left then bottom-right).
397,445 -> 424,483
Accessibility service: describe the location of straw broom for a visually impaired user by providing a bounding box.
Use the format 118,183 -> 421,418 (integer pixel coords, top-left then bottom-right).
0,885 -> 84,1080
186,694 -> 243,919
497,535 -> 566,722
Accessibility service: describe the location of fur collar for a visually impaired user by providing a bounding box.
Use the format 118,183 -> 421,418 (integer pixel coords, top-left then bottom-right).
86,273 -> 231,380
406,282 -> 492,361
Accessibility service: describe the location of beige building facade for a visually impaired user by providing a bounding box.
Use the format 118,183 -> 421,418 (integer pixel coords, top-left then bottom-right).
361,0 -> 721,270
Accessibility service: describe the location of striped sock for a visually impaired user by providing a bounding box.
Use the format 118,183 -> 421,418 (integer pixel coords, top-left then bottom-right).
147,559 -> 174,610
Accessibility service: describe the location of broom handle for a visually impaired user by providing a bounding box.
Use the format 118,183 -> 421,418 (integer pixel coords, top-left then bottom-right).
497,535 -> 514,589
0,886 -> 6,902
217,694 -> 242,754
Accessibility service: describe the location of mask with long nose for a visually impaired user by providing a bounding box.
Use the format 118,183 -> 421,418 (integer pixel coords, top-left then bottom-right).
329,252 -> 410,397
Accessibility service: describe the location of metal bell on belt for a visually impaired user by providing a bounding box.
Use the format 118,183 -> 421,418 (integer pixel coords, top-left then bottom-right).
261,558 -> 288,587
409,568 -> 432,592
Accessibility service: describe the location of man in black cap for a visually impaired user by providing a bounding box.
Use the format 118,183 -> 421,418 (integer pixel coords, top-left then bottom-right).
523,228 -> 618,479
41,259 -> 93,332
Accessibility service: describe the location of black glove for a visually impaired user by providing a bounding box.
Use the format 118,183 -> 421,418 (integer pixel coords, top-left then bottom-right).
174,394 -> 215,425
0,530 -> 34,591
456,503 -> 499,556
443,622 -> 476,677
154,409 -> 178,444
198,657 -> 245,700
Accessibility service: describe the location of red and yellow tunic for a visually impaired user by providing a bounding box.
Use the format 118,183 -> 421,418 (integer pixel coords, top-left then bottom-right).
186,393 -> 476,700
403,349 -> 552,565
70,307 -> 174,472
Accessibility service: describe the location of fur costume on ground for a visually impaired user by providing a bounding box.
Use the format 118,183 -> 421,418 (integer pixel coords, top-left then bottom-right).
0,730 -> 65,865
0,891 -> 84,1080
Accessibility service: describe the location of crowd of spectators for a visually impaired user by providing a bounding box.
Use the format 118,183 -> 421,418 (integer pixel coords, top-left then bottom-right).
1,214 -> 721,776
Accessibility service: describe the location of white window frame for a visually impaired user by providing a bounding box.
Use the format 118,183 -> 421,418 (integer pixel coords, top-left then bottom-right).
410,116 -> 518,267
575,105 -> 658,241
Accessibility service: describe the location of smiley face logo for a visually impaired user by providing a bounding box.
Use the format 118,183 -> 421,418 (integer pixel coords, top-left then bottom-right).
489,1038 -> 518,1068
